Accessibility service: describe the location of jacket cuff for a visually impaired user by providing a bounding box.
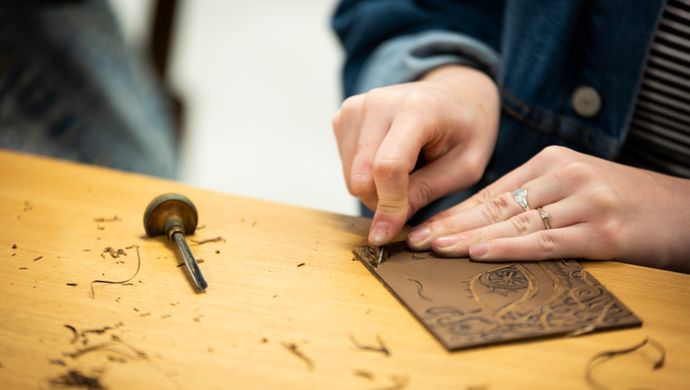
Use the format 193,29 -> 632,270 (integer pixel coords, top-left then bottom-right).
354,30 -> 501,94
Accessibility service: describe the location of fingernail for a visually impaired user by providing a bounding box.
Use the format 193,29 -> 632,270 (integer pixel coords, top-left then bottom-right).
434,235 -> 458,248
408,226 -> 430,245
369,221 -> 390,246
469,243 -> 489,258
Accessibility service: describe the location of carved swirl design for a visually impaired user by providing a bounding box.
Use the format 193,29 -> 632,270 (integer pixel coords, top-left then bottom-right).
478,265 -> 529,291
423,261 -> 639,348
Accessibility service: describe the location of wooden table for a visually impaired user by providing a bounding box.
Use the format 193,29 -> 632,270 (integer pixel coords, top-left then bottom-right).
1,149 -> 689,389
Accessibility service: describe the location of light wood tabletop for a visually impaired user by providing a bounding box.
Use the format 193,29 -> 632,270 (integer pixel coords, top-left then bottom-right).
1,149 -> 689,389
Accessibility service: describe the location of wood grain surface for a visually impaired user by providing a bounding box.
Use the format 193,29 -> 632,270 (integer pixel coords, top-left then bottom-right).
1,149 -> 689,389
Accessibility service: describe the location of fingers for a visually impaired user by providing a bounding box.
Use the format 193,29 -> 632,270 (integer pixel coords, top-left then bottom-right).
369,105 -> 433,245
467,225 -> 594,261
424,146 -> 556,221
332,95 -> 364,192
430,197 -> 586,256
334,89 -> 437,245
332,73 -> 503,246
350,94 -> 398,209
408,172 -> 569,249
402,145 -> 634,263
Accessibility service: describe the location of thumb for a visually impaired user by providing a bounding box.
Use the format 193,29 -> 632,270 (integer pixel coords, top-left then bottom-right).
368,166 -> 409,246
369,201 -> 409,247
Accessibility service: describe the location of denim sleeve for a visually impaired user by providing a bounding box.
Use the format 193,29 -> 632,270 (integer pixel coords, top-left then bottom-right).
332,0 -> 504,97
354,29 -> 501,94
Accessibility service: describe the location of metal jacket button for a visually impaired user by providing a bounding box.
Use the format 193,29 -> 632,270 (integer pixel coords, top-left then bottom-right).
571,86 -> 602,118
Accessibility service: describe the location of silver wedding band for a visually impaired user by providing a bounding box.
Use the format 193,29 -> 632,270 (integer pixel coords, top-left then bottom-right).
513,188 -> 551,229
511,188 -> 529,211
537,207 -> 551,230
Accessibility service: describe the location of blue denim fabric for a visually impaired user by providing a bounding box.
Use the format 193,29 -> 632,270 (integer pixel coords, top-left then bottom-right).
332,0 -> 664,221
354,30 -> 501,92
0,0 -> 176,177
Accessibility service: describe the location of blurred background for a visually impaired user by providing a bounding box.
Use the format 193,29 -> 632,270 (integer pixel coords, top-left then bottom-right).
111,0 -> 356,216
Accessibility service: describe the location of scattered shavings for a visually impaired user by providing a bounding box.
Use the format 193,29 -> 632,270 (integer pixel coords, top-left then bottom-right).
90,245 -> 140,299
349,334 -> 391,357
49,370 -> 104,390
64,325 -> 79,344
353,369 -> 375,380
102,247 -> 127,258
190,236 -> 225,245
93,216 -> 120,222
282,342 -> 314,371
585,337 -> 665,390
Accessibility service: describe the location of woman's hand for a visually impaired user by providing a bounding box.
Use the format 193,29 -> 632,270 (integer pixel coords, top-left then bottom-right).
332,65 -> 500,246
407,145 -> 690,273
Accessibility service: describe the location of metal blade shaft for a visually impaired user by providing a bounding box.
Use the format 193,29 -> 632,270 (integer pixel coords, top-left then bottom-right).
172,231 -> 208,292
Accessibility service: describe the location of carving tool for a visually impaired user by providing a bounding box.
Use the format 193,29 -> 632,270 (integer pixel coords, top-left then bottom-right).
144,193 -> 208,292
376,246 -> 386,266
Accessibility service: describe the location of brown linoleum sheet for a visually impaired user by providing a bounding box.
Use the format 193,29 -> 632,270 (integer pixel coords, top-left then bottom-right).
353,243 -> 642,351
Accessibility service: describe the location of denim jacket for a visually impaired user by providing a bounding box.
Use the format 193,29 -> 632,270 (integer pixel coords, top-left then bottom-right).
332,0 -> 664,219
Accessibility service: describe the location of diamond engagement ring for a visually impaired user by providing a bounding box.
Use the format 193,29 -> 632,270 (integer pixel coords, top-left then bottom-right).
511,188 -> 529,211
536,207 -> 551,230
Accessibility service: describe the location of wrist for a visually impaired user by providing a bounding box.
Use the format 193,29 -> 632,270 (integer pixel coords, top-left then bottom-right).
422,64 -> 496,91
421,64 -> 499,113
